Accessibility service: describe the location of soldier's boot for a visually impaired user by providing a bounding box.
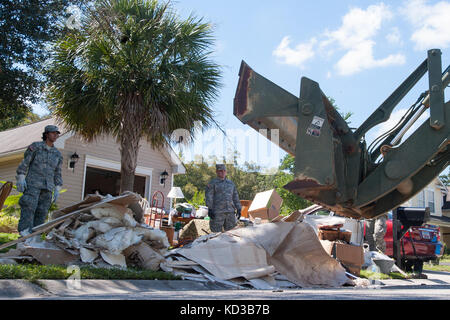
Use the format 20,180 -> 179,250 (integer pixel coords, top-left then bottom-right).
33,189 -> 52,228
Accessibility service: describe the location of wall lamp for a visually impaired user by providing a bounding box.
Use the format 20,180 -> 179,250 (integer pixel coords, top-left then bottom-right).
160,170 -> 169,186
68,152 -> 79,171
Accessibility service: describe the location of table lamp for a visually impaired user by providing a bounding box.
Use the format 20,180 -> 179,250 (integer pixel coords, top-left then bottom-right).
167,186 -> 184,206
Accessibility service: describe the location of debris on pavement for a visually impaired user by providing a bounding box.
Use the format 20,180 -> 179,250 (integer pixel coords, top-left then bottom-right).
0,191 -> 370,289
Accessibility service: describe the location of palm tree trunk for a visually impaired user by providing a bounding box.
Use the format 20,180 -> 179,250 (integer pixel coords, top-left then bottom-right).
119,93 -> 144,193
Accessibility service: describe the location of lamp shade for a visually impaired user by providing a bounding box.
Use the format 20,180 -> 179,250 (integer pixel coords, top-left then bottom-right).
167,187 -> 184,199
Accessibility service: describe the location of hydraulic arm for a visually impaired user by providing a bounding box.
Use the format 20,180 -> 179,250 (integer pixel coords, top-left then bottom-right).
234,49 -> 450,219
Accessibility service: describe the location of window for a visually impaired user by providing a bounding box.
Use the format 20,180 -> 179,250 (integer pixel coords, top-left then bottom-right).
427,190 -> 435,213
417,190 -> 425,207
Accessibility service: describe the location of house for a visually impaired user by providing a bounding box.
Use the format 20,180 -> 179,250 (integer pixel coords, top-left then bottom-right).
0,118 -> 185,211
400,177 -> 447,217
440,186 -> 450,248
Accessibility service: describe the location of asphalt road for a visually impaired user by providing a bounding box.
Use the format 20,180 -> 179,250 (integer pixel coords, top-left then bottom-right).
1,269 -> 449,301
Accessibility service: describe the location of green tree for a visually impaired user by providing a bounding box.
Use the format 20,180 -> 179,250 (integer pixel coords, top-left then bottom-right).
0,111 -> 44,131
0,0 -> 85,129
273,154 -> 311,215
46,0 -> 222,193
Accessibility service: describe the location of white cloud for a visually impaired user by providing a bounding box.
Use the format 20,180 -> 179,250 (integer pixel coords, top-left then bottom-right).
336,41 -> 406,75
386,27 -> 402,45
273,36 -> 317,68
322,3 -> 405,75
400,0 -> 450,50
323,3 -> 393,49
273,3 -> 406,75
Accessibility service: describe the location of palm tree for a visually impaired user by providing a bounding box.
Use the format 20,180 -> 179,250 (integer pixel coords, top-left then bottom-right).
45,0 -> 222,192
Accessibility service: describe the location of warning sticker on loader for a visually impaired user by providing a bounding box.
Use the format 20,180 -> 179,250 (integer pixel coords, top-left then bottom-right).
306,116 -> 325,137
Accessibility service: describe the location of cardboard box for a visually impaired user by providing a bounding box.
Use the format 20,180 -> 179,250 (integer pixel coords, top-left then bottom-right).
321,241 -> 364,276
248,189 -> 283,223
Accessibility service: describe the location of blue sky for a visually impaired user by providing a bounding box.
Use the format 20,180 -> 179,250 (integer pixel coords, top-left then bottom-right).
34,0 -> 450,171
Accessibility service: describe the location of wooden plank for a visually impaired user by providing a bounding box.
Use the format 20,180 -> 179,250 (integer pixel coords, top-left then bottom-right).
0,219 -> 65,251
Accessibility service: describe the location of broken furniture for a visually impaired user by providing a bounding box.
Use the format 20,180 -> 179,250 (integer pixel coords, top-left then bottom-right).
318,224 -> 352,243
145,190 -> 175,246
0,181 -> 13,211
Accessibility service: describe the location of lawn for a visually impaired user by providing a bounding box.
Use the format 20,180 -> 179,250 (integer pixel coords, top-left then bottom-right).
0,232 -> 18,253
0,264 -> 180,281
0,232 -> 181,281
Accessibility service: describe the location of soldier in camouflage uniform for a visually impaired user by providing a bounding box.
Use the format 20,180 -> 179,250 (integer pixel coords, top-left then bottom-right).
366,213 -> 388,253
16,125 -> 63,236
205,164 -> 242,232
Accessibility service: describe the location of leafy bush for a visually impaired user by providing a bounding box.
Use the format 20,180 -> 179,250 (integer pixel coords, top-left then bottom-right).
187,191 -> 205,208
0,213 -> 19,233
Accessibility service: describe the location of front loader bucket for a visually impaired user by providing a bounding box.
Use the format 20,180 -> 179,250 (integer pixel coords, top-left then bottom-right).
234,61 -> 360,218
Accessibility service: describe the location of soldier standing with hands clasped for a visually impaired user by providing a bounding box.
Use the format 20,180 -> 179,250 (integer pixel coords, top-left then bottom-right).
16,125 -> 63,237
205,164 -> 242,232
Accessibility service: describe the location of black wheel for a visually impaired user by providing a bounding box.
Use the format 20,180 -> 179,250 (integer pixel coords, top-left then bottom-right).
413,260 -> 424,274
403,260 -> 414,272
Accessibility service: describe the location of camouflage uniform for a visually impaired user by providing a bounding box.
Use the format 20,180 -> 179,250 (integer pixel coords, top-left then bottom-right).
366,214 -> 387,253
205,174 -> 241,233
16,141 -> 63,233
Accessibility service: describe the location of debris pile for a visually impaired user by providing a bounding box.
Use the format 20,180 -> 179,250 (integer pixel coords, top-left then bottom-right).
0,192 -> 169,270
0,190 -> 370,289
163,217 -> 367,289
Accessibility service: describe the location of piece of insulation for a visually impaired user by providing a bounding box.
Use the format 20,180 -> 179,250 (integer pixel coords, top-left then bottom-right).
80,247 -> 98,263
90,205 -> 137,227
92,227 -> 143,255
100,251 -> 127,268
134,227 -> 170,248
74,224 -> 96,244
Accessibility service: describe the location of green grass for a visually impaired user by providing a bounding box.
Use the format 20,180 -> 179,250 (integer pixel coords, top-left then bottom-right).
0,232 -> 19,253
0,232 -> 181,281
0,264 -> 181,281
359,270 -> 409,280
423,263 -> 450,272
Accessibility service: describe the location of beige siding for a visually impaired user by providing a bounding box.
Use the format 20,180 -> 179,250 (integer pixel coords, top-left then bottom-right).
0,158 -> 22,195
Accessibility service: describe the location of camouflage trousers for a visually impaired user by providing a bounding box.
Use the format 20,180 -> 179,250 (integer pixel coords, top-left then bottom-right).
209,212 -> 237,233
366,215 -> 387,253
18,186 -> 52,233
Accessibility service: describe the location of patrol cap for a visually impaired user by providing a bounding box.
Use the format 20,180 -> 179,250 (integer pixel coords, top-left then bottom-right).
216,164 -> 226,171
44,125 -> 60,134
